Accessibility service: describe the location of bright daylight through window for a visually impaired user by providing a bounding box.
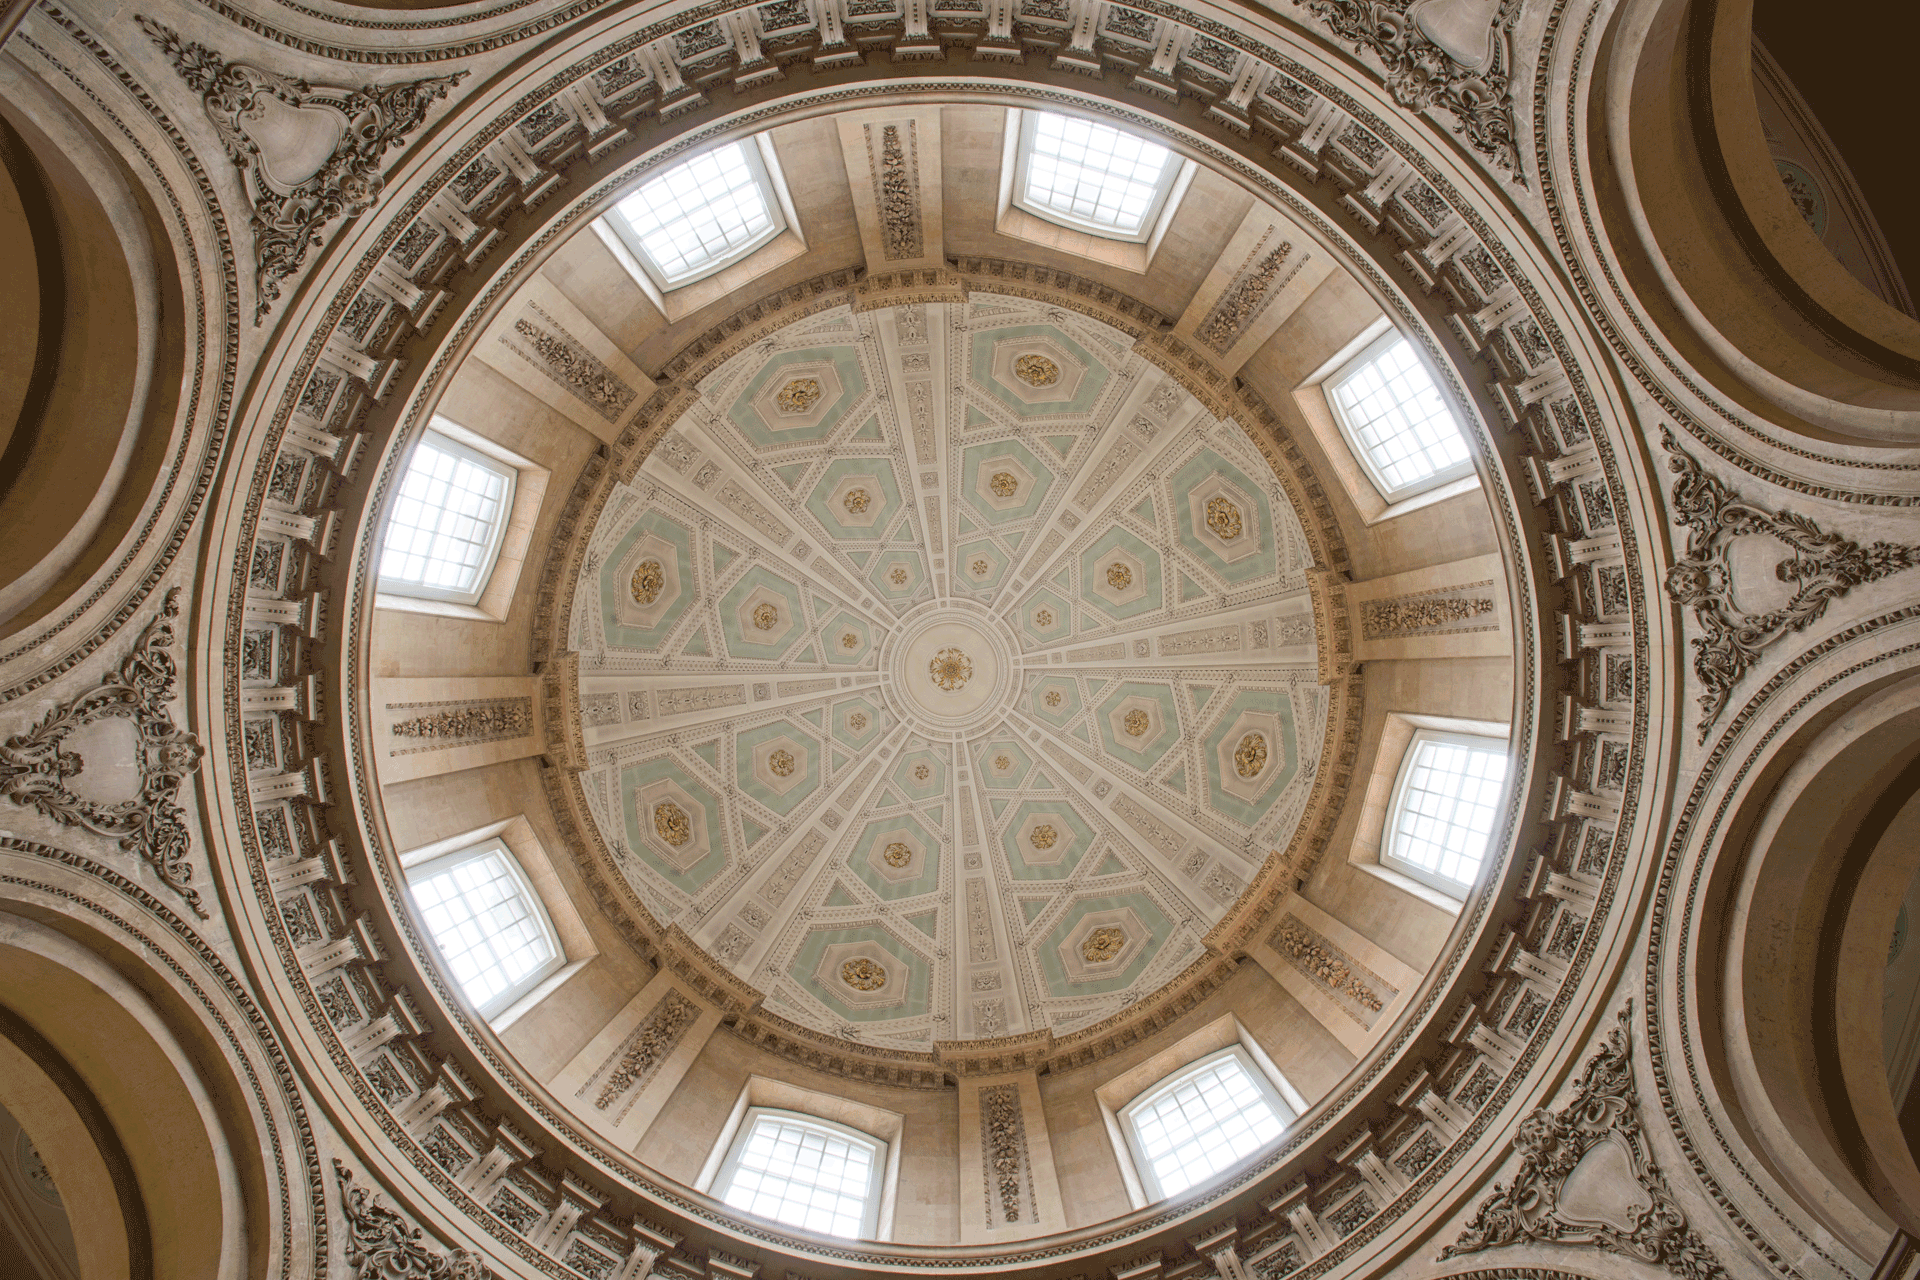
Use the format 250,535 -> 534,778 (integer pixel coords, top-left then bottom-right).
1018,113 -> 1176,238
1328,333 -> 1472,499
610,140 -> 782,286
714,1111 -> 883,1238
1382,732 -> 1509,894
379,427 -> 515,604
1125,1051 -> 1290,1200
406,841 -> 561,1016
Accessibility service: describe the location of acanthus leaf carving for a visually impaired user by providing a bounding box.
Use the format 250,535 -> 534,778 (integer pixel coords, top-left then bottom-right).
136,18 -> 464,322
1439,1003 -> 1727,1280
1661,431 -> 1920,740
0,588 -> 207,916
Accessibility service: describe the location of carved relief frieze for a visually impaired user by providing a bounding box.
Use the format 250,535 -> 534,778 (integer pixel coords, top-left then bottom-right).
1196,230 -> 1297,353
386,697 -> 534,753
1440,1004 -> 1726,1280
506,306 -> 637,421
868,121 -> 923,260
1269,915 -> 1396,1026
980,1083 -> 1033,1225
0,589 -> 206,915
136,19 -> 462,321
1661,432 -> 1920,739
1360,583 -> 1498,640
580,990 -> 701,1122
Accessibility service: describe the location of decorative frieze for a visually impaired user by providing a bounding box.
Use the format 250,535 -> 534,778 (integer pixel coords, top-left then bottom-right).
387,698 -> 533,753
509,307 -> 636,421
980,1084 -> 1032,1225
1360,584 -> 1497,640
869,122 -> 923,260
1269,916 -> 1396,1026
581,991 -> 701,1121
1196,230 -> 1296,353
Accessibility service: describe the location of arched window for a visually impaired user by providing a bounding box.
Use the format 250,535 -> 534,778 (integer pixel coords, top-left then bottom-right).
1326,331 -> 1473,500
606,139 -> 787,288
1013,113 -> 1179,240
1380,730 -> 1509,895
711,1109 -> 887,1238
1120,1046 -> 1293,1201
405,838 -> 563,1017
379,426 -> 517,605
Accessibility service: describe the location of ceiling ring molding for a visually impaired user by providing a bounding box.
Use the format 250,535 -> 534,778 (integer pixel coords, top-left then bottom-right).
149,14 -> 1667,1273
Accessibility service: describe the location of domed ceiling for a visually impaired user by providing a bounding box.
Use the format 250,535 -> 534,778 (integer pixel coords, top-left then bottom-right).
566,295 -> 1325,1044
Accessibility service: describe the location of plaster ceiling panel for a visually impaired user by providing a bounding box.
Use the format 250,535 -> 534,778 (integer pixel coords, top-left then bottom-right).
569,301 -> 1329,1044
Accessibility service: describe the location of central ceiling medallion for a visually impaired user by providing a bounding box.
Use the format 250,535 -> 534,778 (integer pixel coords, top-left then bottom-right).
769,749 -> 796,777
1030,824 -> 1057,850
929,647 -> 973,693
1106,562 -> 1134,589
1083,926 -> 1126,964
775,377 -> 822,414
630,559 -> 664,605
1014,353 -> 1059,386
752,603 -> 779,631
843,487 -> 871,515
883,841 -> 912,867
989,471 -> 1020,498
1123,709 -> 1150,737
842,958 -> 887,990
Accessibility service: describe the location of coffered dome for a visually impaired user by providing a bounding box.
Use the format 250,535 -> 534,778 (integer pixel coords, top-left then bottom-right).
567,297 -> 1323,1044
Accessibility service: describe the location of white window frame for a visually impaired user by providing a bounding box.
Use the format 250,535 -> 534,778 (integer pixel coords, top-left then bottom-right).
1010,110 -> 1183,243
1325,328 -> 1475,502
1378,729 -> 1510,898
709,1107 -> 889,1240
377,426 -> 518,607
403,836 -> 566,1019
603,135 -> 792,291
1117,1044 -> 1296,1203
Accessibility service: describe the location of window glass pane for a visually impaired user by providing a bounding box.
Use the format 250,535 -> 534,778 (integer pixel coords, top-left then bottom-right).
1386,736 -> 1509,890
1330,337 -> 1470,495
1131,1054 -> 1286,1198
409,847 -> 557,1010
1022,114 -> 1174,236
379,432 -> 513,600
616,142 -> 778,283
719,1115 -> 876,1238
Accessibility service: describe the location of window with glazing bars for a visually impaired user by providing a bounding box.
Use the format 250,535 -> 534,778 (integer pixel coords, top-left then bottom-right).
1381,731 -> 1509,894
405,840 -> 561,1016
714,1110 -> 883,1238
1015,113 -> 1178,239
379,427 -> 516,604
1327,332 -> 1473,499
609,140 -> 784,287
1123,1049 -> 1290,1200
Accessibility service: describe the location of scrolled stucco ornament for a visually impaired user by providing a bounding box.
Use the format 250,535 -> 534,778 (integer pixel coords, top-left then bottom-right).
1439,1003 -> 1727,1280
0,588 -> 206,916
136,18 -> 463,322
1660,431 -> 1920,740
334,1159 -> 489,1279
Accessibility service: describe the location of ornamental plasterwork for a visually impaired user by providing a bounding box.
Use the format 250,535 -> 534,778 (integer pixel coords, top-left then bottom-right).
135,19 -> 462,322
336,1160 -> 487,1279
563,299 -> 1328,1042
0,589 -> 206,916
164,3 -> 1667,1256
1441,1004 -> 1727,1280
1661,432 -> 1920,739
